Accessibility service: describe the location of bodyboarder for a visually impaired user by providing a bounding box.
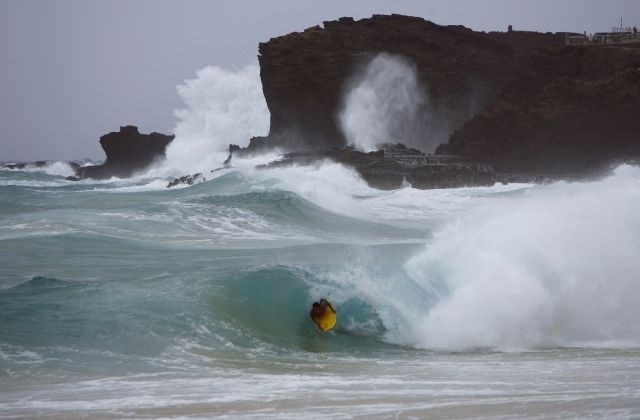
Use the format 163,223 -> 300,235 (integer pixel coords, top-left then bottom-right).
309,298 -> 337,332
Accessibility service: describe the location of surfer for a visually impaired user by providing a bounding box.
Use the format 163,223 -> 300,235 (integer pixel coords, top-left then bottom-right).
309,298 -> 337,332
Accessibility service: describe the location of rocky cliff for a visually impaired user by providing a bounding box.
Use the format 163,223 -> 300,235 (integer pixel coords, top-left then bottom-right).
258,14 -> 564,152
440,46 -> 640,174
73,126 -> 174,180
255,14 -> 640,181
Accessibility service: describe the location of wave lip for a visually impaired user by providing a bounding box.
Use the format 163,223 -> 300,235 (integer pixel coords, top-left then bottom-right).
404,165 -> 640,351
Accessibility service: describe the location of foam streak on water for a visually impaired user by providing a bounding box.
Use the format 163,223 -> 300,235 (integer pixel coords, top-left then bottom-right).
2,350 -> 639,418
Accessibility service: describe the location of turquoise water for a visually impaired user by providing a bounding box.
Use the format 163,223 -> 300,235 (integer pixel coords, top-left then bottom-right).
1,163 -> 640,418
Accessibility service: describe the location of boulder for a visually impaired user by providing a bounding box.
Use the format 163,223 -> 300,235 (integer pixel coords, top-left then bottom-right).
74,126 -> 174,180
167,173 -> 204,188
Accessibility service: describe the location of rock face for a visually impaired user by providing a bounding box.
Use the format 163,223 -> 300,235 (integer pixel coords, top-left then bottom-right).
73,126 -> 174,180
255,14 -> 640,183
258,14 -> 563,152
166,173 -> 204,188
440,46 -> 640,174
257,144 -> 496,190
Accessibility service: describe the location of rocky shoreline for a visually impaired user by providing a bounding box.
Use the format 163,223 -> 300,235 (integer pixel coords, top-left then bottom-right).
223,142 -> 608,191
253,144 -> 497,190
67,126 -> 173,180
9,14 -> 638,191
5,126 -> 173,180
239,14 -> 639,189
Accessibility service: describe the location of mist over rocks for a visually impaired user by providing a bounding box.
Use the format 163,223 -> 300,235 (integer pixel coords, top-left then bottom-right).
70,126 -> 174,180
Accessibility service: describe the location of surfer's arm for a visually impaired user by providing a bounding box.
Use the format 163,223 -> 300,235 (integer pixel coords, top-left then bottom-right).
326,302 -> 336,313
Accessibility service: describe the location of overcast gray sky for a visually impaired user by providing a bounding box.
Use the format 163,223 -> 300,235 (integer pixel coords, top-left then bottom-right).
1,0 -> 638,161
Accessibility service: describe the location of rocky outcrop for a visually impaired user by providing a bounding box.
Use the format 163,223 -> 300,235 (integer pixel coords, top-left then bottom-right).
166,173 -> 204,188
256,144 -> 496,190
72,126 -> 173,180
439,46 -> 640,175
258,14 -> 564,152
252,14 -> 640,186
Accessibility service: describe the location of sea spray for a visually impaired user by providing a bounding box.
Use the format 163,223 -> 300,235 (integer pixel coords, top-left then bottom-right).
403,164 -> 640,350
339,53 -> 429,152
2,161 -> 77,178
249,160 -> 372,216
161,64 -> 270,175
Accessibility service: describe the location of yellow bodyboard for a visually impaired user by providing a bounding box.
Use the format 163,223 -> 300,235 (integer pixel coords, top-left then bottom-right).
314,308 -> 337,332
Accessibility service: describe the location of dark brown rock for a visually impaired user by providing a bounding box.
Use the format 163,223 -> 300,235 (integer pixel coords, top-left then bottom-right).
225,136 -> 270,164
167,173 -> 204,188
442,46 -> 640,174
258,14 -> 564,152
256,14 -> 640,183
75,126 -> 174,180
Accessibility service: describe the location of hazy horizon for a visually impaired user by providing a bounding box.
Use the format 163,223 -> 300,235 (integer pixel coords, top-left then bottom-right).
1,0 -> 638,161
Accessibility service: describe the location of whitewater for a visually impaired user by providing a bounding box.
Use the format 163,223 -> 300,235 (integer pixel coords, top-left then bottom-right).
1,64 -> 640,418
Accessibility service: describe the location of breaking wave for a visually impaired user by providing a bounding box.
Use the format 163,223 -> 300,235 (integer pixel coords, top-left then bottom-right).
402,165 -> 640,350
161,63 -> 270,175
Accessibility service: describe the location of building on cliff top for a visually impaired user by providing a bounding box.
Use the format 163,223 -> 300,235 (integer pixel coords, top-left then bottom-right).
565,19 -> 639,46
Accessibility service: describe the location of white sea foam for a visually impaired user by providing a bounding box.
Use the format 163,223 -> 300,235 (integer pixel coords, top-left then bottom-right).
160,63 -> 270,176
94,179 -> 170,193
38,161 -> 75,177
359,182 -> 534,228
247,160 -> 375,216
0,179 -> 68,187
2,161 -> 76,178
339,53 -> 429,152
401,165 -> 640,350
246,158 -> 534,229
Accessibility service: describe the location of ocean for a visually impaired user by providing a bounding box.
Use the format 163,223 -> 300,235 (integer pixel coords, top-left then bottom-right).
1,160 -> 640,418
2,62 -> 640,418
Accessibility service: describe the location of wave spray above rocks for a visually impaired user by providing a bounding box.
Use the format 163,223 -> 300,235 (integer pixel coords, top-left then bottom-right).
162,64 -> 270,175
339,53 -> 429,152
